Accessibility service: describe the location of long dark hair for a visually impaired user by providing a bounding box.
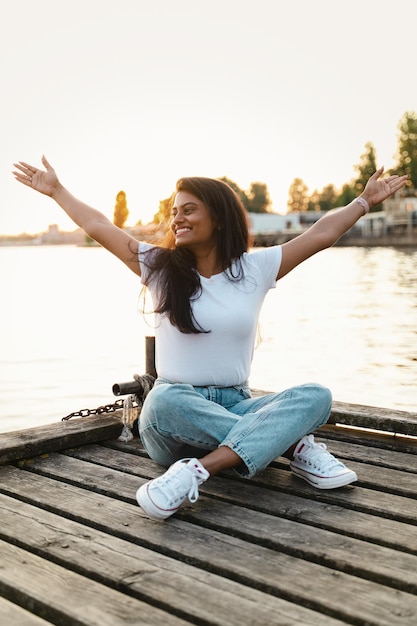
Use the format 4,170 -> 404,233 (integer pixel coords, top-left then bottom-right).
141,177 -> 251,333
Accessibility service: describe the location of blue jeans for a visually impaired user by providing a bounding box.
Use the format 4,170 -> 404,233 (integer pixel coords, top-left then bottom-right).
139,379 -> 332,478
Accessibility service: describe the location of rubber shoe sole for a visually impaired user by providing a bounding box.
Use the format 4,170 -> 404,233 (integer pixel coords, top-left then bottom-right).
290,465 -> 358,489
136,483 -> 179,520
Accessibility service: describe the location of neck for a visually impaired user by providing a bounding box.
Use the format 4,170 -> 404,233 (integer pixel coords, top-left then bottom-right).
197,257 -> 223,278
184,242 -> 222,278
198,250 -> 223,278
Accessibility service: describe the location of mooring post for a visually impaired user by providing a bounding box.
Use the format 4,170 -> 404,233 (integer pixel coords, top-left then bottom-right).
145,335 -> 157,378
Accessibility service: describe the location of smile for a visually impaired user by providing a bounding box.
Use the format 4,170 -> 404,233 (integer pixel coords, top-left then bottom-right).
175,228 -> 192,235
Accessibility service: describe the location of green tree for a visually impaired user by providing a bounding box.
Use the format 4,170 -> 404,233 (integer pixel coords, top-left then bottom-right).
317,184 -> 338,212
247,182 -> 271,213
306,189 -> 321,212
218,177 -> 249,209
354,142 -> 378,195
311,143 -> 379,211
113,190 -> 129,228
391,110 -> 417,189
329,143 -> 379,211
336,182 -> 356,208
152,195 -> 173,225
287,178 -> 309,213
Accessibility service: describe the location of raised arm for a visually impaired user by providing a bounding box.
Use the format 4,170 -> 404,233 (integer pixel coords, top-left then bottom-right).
13,156 -> 142,276
277,167 -> 408,280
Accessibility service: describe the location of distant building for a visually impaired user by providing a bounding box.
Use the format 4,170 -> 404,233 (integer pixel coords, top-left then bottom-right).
248,213 -> 295,234
383,190 -> 417,233
39,224 -> 85,245
248,211 -> 322,246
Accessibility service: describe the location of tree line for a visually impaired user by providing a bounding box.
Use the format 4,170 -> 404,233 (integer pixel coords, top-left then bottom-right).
287,110 -> 417,214
114,110 -> 417,227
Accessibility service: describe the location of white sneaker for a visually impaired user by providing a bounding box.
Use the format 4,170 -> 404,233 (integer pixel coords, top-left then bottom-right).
290,435 -> 357,489
136,458 -> 210,520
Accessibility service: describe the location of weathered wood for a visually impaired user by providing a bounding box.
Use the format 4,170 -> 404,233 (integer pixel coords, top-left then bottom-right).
0,597 -> 52,626
17,451 -> 417,593
330,400 -> 417,436
253,390 -> 417,436
2,454 -> 417,625
317,423 -> 417,456
64,442 -> 417,524
145,335 -> 157,378
0,494 -> 345,626
314,429 -> 417,465
2,395 -> 417,625
105,433 -> 417,495
0,540 -> 189,626
0,413 -> 121,465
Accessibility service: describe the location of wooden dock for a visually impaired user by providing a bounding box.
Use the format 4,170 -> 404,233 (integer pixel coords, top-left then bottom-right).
1,399 -> 417,625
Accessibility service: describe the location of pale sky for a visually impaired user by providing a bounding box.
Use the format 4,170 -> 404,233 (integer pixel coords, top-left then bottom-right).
1,0 -> 416,234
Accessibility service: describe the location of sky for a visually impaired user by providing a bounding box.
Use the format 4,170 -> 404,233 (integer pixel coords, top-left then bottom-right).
1,0 -> 416,235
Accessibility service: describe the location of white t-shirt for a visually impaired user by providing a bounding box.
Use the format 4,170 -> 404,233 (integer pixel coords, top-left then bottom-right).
139,242 -> 282,386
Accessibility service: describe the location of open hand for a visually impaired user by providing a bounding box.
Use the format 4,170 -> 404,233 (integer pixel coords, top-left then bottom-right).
13,155 -> 60,197
362,167 -> 408,207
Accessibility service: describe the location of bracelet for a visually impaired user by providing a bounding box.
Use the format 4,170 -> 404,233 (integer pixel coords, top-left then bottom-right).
355,197 -> 370,214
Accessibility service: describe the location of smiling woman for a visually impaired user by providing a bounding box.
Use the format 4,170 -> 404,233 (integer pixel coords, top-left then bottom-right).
171,196 -> 216,254
168,176 -> 250,272
142,176 -> 252,335
12,155 -> 407,521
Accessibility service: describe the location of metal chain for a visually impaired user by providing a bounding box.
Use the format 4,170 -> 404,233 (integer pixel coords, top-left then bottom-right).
61,374 -> 152,422
62,398 -> 127,421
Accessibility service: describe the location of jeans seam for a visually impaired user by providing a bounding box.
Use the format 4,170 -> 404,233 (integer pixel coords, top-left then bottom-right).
140,423 -> 217,450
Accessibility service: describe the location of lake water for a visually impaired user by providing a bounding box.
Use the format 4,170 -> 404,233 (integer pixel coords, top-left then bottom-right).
1,244 -> 416,434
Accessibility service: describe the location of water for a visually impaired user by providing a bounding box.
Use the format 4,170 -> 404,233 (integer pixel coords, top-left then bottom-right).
1,244 -> 416,434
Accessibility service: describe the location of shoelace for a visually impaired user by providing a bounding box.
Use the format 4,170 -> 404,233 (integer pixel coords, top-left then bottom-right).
299,442 -> 344,472
154,464 -> 200,504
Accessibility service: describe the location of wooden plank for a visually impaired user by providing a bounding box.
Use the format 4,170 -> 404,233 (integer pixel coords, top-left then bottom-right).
64,443 -> 417,524
2,384 -> 417,625
330,400 -> 417,436
273,456 -> 417,500
59,443 -> 417,555
318,423 -> 417,454
0,540 -> 190,626
23,450 -> 417,593
308,434 -> 417,470
0,597 -> 52,626
0,414 -> 122,465
0,494 -> 346,626
104,435 -> 417,497
105,433 -> 417,503
252,390 -> 417,436
250,467 -> 417,523
2,459 -> 417,625
102,438 -> 417,552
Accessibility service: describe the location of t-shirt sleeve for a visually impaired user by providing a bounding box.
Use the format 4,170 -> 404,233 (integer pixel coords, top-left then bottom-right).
138,241 -> 158,286
250,245 -> 282,289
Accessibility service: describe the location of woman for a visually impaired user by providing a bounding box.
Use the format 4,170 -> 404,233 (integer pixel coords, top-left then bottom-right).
13,157 -> 407,521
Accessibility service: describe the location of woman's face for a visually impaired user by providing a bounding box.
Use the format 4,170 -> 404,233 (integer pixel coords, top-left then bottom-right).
171,191 -> 217,251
